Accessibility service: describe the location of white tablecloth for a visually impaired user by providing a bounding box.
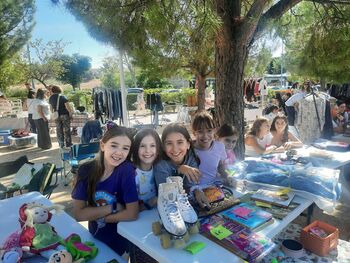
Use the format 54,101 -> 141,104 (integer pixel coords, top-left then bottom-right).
0,117 -> 26,130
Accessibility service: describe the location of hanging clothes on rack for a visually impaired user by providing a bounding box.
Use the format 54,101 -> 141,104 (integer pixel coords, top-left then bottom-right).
295,92 -> 326,143
93,88 -> 124,124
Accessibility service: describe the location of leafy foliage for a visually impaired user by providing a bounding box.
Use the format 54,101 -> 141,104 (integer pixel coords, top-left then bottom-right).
25,39 -> 66,88
0,0 -> 35,66
0,54 -> 27,93
276,2 -> 350,82
58,53 -> 92,90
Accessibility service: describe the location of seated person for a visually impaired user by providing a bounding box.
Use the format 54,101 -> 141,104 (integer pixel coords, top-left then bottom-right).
332,100 -> 349,133
270,115 -> 303,149
245,117 -> 282,157
263,104 -> 279,123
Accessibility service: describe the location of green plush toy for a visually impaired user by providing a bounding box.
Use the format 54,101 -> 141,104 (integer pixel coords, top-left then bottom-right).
61,234 -> 98,262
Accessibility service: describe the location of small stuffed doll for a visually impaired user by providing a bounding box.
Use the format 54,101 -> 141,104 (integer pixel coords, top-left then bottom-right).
18,202 -> 64,257
48,250 -> 84,263
0,231 -> 23,263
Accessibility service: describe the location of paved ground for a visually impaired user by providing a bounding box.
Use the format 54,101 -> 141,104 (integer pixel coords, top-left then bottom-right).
1,111 -> 350,241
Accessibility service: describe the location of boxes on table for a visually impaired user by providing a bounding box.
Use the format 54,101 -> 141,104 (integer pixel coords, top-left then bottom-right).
0,130 -> 11,145
300,220 -> 339,256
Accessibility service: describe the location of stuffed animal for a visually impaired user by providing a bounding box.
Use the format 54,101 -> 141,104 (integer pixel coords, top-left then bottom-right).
48,250 -> 84,263
0,231 -> 23,263
18,202 -> 64,257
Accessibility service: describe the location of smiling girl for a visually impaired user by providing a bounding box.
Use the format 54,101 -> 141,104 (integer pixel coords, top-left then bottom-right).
154,123 -> 200,188
71,126 -> 139,256
270,115 -> 302,149
131,128 -> 162,210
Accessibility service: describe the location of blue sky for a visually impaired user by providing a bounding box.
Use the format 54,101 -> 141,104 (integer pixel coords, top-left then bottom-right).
31,1 -> 116,68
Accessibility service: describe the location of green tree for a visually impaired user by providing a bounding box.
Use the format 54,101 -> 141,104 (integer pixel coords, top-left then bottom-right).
100,56 -> 120,89
245,41 -> 273,77
0,54 -> 27,93
58,53 -> 92,90
266,57 -> 286,75
0,0 -> 35,66
25,39 -> 66,88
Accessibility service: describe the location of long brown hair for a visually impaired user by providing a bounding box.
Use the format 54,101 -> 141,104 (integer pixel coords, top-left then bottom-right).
247,117 -> 269,137
270,115 -> 289,143
131,128 -> 162,167
76,126 -> 133,206
161,123 -> 199,164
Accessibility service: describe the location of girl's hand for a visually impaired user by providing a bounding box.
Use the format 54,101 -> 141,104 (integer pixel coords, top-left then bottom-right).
283,142 -> 293,150
194,189 -> 211,210
178,165 -> 201,184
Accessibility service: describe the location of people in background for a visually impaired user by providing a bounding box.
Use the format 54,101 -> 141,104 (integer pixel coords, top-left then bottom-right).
131,128 -> 162,211
25,82 -> 35,98
26,89 -> 37,133
284,80 -> 311,126
263,104 -> 279,123
270,115 -> 303,149
275,92 -> 287,115
154,123 -> 201,187
216,123 -> 239,166
192,111 -> 228,209
49,85 -> 73,149
333,100 -> 349,133
245,117 -> 282,156
32,89 -> 52,149
71,126 -> 138,256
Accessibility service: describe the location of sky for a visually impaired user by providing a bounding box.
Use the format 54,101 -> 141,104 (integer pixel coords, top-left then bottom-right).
30,0 -> 116,68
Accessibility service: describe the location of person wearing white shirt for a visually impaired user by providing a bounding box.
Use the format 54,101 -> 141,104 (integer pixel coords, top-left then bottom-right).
33,89 -> 52,149
284,81 -> 311,126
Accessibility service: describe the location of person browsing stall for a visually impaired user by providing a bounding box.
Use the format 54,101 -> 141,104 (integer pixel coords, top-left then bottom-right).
131,128 -> 162,211
245,117 -> 282,157
71,126 -> 139,256
270,114 -> 303,149
332,100 -> 349,133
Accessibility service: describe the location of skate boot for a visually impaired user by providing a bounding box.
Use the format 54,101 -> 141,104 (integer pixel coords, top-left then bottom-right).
166,176 -> 199,234
153,182 -> 187,248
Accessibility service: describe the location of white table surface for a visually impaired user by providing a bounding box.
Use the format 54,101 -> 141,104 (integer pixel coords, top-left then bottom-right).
118,194 -> 312,263
0,192 -> 125,263
296,146 -> 350,169
332,134 -> 350,144
0,117 -> 26,130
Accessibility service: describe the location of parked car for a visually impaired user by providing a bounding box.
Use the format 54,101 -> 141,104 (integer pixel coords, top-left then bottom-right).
127,88 -> 144,94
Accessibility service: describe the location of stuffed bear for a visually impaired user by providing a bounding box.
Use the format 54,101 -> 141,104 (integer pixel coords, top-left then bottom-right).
48,250 -> 84,263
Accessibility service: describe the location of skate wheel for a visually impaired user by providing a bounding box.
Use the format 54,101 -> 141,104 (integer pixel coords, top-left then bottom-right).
183,232 -> 190,242
174,238 -> 186,249
188,222 -> 200,234
160,233 -> 171,249
152,221 -> 162,235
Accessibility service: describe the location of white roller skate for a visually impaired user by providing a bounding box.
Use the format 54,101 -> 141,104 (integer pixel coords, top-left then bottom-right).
166,176 -> 200,234
152,182 -> 187,249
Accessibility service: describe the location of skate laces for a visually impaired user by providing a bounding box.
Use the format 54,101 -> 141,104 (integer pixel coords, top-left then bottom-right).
178,194 -> 191,208
164,200 -> 182,221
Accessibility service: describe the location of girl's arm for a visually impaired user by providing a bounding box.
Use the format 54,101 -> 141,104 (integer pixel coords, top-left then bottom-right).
177,165 -> 200,184
245,135 -> 276,154
105,201 -> 139,223
284,132 -> 303,149
72,199 -> 112,222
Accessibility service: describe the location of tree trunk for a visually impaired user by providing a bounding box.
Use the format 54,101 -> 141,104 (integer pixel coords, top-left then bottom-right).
215,1 -> 250,160
196,73 -> 206,111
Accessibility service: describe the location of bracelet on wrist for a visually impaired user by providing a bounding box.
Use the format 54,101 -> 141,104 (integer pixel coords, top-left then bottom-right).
111,202 -> 117,214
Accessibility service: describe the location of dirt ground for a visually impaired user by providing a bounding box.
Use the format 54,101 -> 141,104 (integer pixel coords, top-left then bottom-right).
1,128 -> 350,241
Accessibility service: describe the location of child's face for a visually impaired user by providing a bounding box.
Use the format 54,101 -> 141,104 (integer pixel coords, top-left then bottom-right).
274,118 -> 287,132
101,135 -> 131,169
163,132 -> 190,165
220,135 -> 238,150
193,128 -> 215,149
259,121 -> 270,137
138,135 -> 158,167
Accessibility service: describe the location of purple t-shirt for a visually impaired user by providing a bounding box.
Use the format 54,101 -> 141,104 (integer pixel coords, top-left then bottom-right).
72,160 -> 138,255
194,141 -> 227,185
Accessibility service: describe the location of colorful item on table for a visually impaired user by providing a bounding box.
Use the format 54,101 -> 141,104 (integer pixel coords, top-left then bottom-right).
184,241 -> 206,255
210,225 -> 233,240
309,226 -> 328,238
203,186 -> 225,203
221,203 -> 272,230
251,188 -> 295,208
200,214 -> 275,261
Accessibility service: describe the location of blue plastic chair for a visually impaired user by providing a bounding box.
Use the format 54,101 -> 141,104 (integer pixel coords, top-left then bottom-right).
61,142 -> 100,185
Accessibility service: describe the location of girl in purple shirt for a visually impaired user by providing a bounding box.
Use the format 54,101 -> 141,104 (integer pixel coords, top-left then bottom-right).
71,126 -> 139,256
